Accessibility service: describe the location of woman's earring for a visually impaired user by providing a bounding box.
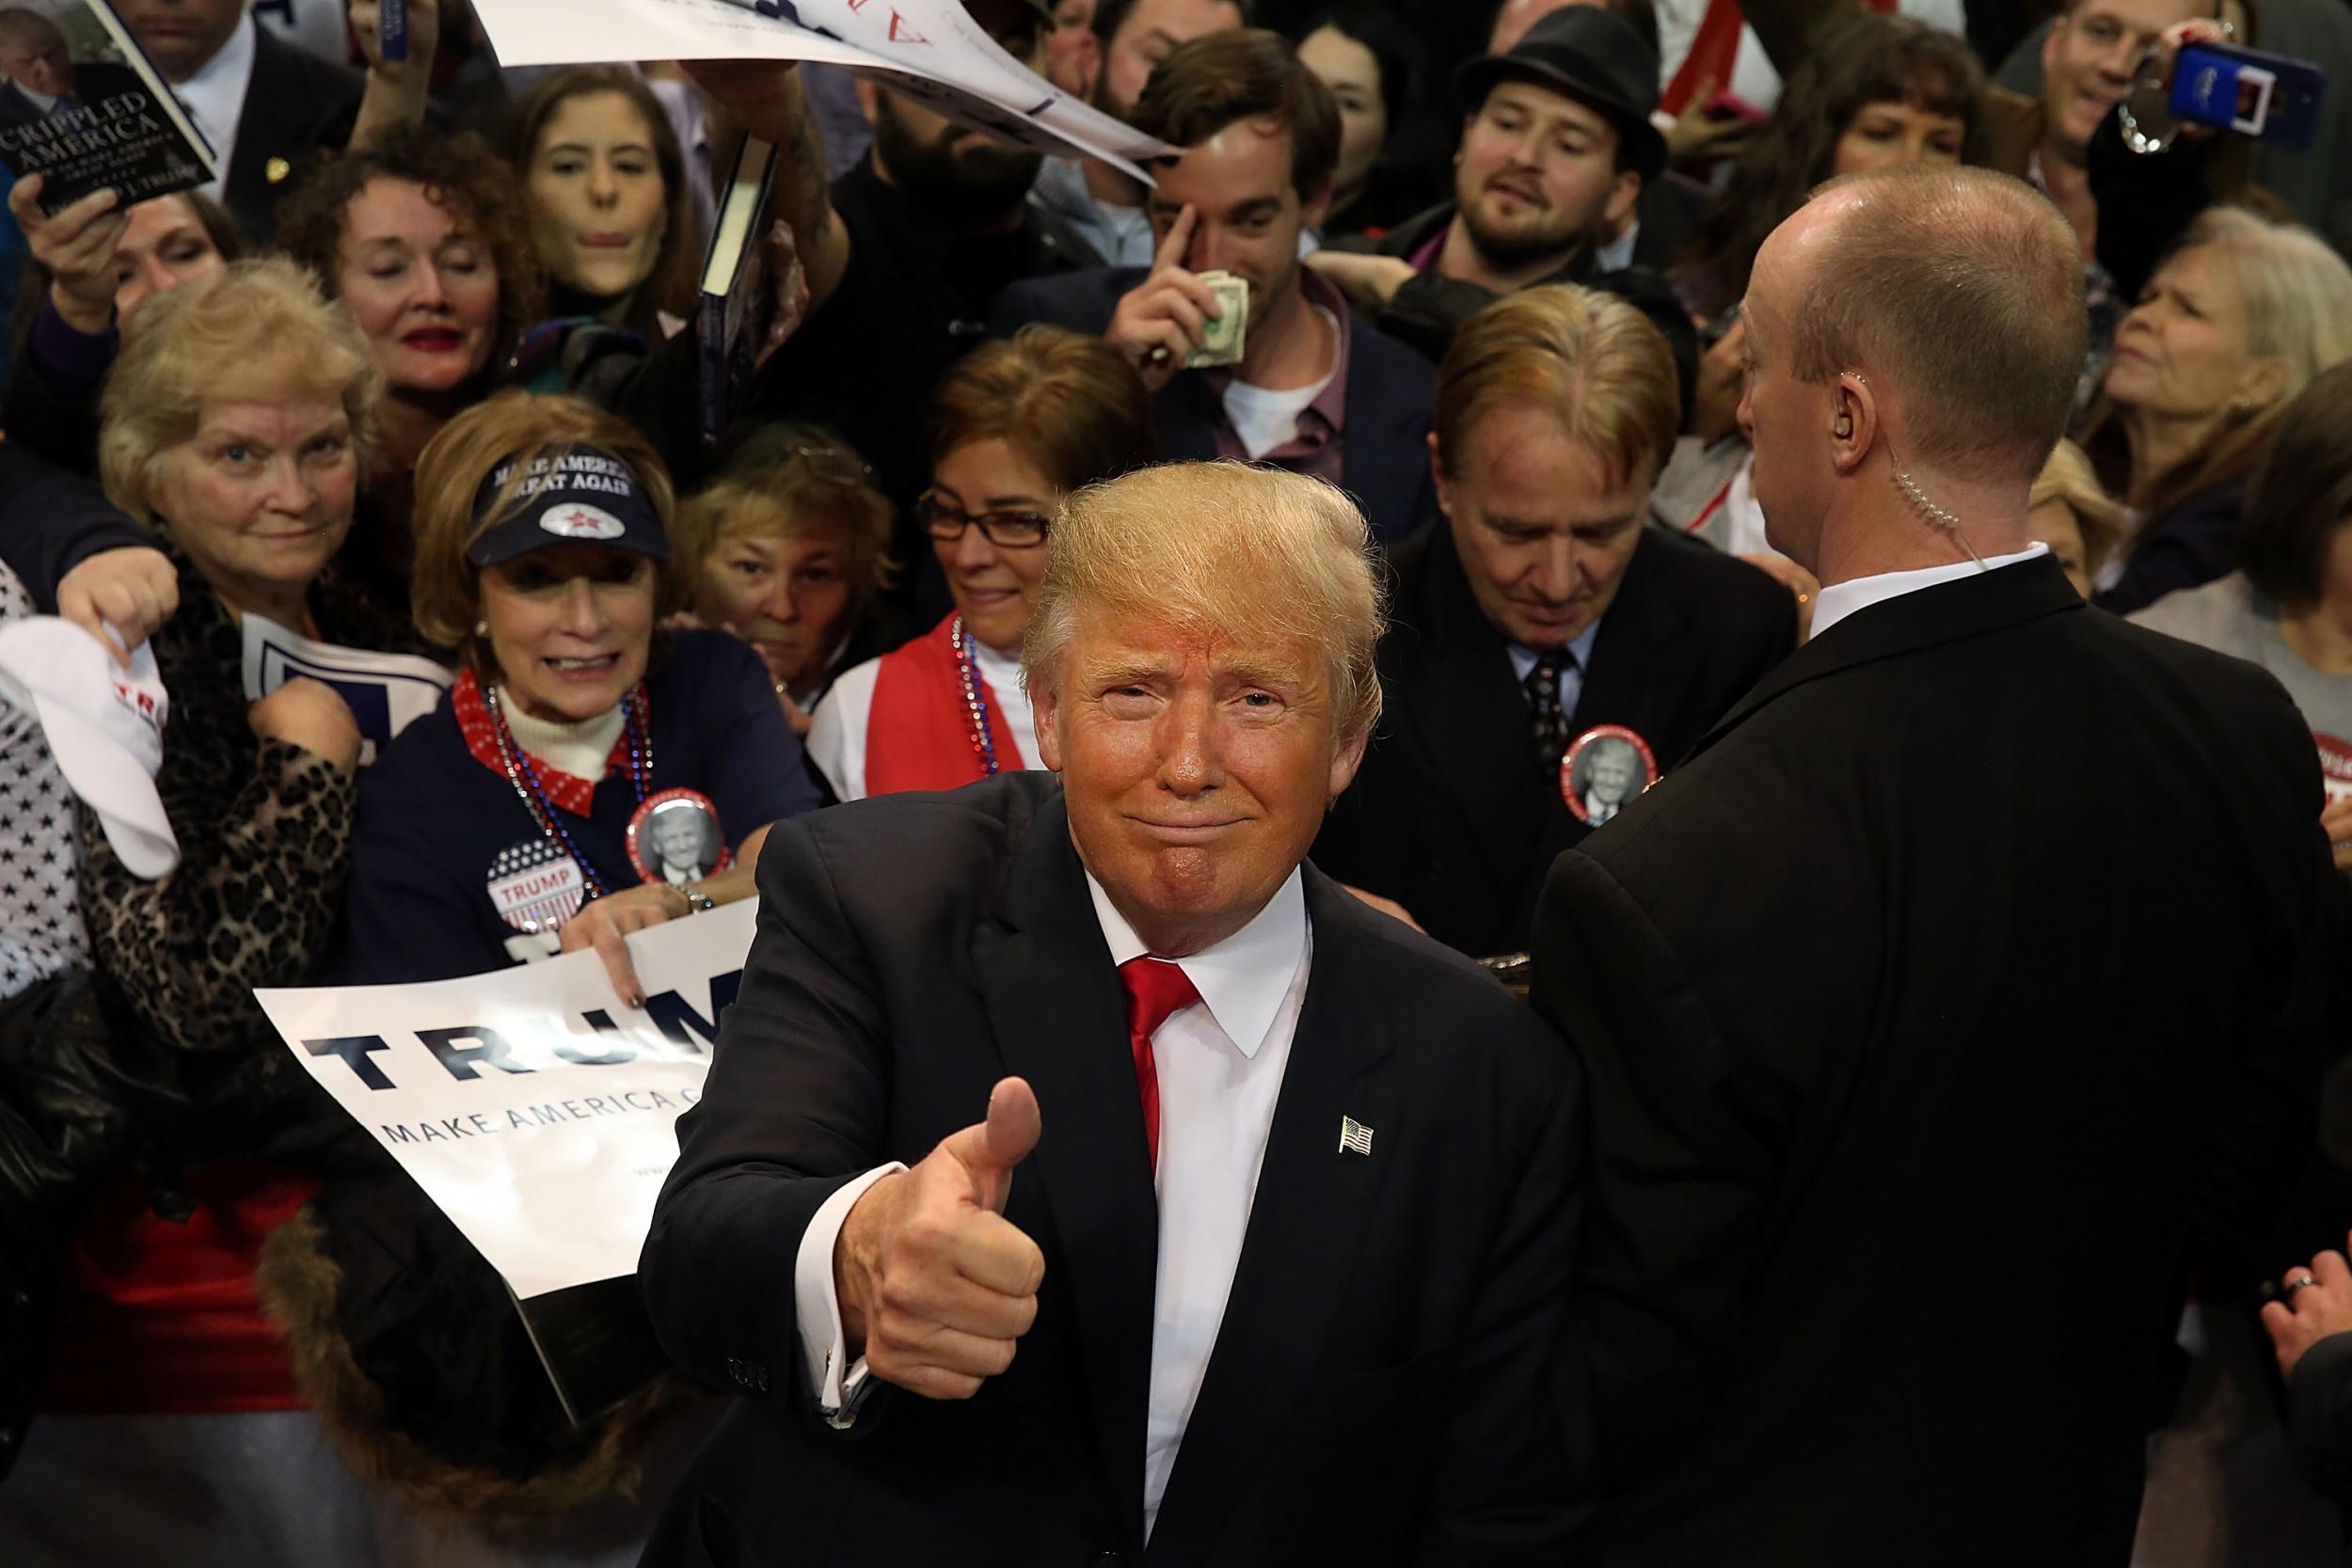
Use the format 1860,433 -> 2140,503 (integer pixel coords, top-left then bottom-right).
473,621 -> 489,636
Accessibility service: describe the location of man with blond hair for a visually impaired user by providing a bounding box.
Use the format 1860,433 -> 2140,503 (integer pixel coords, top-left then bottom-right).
1531,165 -> 2333,1564
1312,281 -> 1789,958
640,461 -> 1594,1566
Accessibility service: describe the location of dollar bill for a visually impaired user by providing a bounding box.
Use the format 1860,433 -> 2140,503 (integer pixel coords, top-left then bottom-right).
1185,271 -> 1249,370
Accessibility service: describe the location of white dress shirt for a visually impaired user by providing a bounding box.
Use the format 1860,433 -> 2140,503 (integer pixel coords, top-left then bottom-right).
790,865 -> 1312,1539
172,13 -> 259,203
803,636 -> 1044,802
1807,544 -> 2049,641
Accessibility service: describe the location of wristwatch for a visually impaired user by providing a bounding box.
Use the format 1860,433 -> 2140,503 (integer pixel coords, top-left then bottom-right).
676,884 -> 718,915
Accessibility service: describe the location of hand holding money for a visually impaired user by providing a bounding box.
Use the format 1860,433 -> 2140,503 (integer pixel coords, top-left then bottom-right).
1104,205 -> 1243,391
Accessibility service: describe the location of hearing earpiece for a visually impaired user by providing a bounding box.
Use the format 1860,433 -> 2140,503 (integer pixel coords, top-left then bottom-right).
1833,413 -> 1853,440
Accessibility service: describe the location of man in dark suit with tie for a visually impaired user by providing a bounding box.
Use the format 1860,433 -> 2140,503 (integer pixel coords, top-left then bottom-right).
990,30 -> 1438,544
1532,166 -> 2334,1565
0,10 -> 144,135
111,0 -> 362,242
1312,283 -> 1793,958
638,461 -> 1592,1566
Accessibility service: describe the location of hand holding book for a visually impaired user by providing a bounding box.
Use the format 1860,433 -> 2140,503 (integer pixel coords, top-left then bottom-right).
8,175 -> 126,334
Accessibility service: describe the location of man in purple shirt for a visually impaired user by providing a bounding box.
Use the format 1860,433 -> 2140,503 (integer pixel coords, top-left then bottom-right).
992,29 -> 1438,541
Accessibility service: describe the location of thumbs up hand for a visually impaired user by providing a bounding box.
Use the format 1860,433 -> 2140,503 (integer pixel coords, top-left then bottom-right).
834,1078 -> 1047,1400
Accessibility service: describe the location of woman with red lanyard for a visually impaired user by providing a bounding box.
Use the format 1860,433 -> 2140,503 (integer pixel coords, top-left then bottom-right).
806,325 -> 1155,801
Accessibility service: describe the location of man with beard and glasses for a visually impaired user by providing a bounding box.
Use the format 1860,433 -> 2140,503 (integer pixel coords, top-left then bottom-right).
1308,7 -> 1696,404
1027,0 -> 1248,266
694,0 -> 1103,614
993,29 -> 1438,543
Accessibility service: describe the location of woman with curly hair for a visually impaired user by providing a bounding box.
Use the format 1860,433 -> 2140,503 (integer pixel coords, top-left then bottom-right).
273,126 -> 548,605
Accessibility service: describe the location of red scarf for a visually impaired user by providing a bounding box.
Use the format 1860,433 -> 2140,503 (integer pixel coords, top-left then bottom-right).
866,614 -> 1025,796
453,670 -> 637,816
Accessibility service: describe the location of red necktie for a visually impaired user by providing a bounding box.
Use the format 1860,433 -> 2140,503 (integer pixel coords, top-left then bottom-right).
1118,957 -> 1199,1169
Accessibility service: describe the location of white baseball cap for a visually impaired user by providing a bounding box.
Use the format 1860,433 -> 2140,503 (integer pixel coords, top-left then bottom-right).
0,617 -> 178,879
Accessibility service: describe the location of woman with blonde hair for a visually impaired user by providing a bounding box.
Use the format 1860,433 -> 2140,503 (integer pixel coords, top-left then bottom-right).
6,258 -> 432,1556
2027,439 -> 2126,600
806,325 -> 1155,801
675,422 -> 905,727
2087,206 -> 2352,616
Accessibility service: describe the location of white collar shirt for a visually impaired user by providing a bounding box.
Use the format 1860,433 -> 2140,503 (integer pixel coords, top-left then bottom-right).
790,863 -> 1313,1543
1808,544 -> 2049,641
1085,866 -> 1311,1537
173,12 -> 257,204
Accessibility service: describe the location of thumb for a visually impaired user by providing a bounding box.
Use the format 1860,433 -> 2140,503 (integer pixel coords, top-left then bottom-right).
939,1076 -> 1042,1212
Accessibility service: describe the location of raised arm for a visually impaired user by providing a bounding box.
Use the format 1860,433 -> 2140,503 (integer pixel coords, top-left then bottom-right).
345,0 -> 442,151
685,60 -> 853,316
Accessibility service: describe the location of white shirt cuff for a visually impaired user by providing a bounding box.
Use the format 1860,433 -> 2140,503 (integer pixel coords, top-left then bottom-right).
792,1163 -> 907,1416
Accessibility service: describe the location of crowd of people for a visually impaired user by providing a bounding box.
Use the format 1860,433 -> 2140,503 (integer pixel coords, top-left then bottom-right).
0,0 -> 2344,1561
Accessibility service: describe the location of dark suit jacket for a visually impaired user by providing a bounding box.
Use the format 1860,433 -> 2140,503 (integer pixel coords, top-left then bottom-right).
1313,520 -> 1794,958
988,266 -> 1437,544
0,63 -> 147,132
220,19 -> 363,245
1530,555 -> 2333,1566
639,771 -> 1592,1567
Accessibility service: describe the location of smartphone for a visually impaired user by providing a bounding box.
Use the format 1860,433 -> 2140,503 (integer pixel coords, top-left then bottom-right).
2169,41 -> 2325,150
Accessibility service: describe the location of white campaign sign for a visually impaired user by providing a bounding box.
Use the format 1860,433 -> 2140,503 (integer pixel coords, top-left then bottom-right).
241,614 -> 453,764
256,901 -> 758,1300
468,0 -> 1172,179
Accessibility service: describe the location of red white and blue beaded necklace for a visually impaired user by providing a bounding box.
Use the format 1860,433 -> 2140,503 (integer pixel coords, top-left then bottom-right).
949,615 -> 1001,777
482,680 -> 654,899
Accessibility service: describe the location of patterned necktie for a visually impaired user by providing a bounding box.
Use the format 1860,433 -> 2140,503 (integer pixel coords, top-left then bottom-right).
1117,957 -> 1199,1170
1525,650 -> 1577,773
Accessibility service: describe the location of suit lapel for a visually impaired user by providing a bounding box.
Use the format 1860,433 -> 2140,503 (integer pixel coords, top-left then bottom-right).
1566,532 -> 1693,743
1389,528 -> 1551,898
1692,553 -> 2085,757
972,793 -> 1159,1555
1339,334 -> 1433,535
1144,873 -> 1406,1567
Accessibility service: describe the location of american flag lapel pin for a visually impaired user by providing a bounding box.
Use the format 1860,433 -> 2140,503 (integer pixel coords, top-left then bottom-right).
1338,1116 -> 1375,1157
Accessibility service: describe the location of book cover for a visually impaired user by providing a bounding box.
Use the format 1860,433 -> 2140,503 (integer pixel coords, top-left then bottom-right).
0,0 -> 215,215
696,135 -> 779,451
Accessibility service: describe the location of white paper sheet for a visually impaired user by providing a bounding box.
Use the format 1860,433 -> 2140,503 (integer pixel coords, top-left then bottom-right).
469,0 -> 1169,180
256,900 -> 757,1300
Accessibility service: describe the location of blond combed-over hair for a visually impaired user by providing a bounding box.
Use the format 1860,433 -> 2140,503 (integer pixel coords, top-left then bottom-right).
1435,283 -> 1680,486
1022,462 -> 1386,743
99,257 -> 383,524
409,389 -> 686,673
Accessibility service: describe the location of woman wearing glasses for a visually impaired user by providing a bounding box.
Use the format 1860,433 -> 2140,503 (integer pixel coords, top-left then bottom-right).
807,326 -> 1155,800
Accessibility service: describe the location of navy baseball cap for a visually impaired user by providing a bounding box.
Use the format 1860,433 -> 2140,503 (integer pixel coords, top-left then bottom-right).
466,445 -> 671,567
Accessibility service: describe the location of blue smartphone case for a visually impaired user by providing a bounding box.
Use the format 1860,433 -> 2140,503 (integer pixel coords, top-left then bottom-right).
2170,41 -> 2326,150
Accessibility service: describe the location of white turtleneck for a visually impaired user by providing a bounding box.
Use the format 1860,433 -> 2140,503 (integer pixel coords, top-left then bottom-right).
497,690 -> 627,781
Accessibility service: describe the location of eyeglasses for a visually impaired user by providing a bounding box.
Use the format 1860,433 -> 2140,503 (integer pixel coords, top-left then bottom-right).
917,490 -> 1052,548
785,443 -> 872,484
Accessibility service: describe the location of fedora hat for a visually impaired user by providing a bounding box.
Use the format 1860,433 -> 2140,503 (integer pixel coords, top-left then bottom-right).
1454,8 -> 1668,181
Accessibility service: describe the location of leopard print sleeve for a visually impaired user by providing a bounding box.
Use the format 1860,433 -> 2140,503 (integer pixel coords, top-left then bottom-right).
80,736 -> 358,1055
